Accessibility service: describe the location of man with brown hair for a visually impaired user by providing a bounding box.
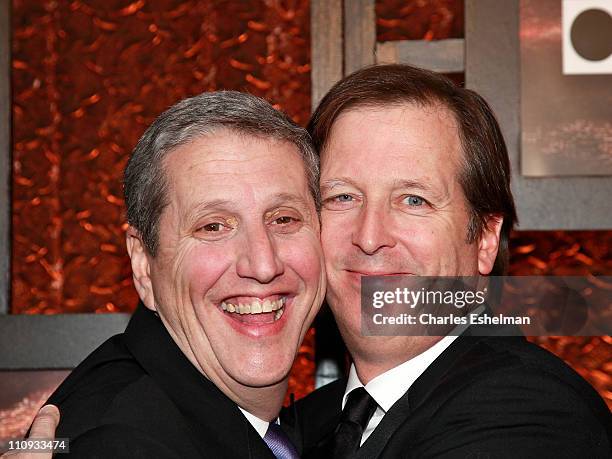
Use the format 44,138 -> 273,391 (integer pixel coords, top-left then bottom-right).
297,64 -> 611,458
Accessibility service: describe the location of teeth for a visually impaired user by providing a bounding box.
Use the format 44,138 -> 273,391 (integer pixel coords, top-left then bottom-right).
222,297 -> 286,318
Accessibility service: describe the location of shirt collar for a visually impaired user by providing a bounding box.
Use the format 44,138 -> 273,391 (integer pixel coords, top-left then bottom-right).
342,335 -> 458,412
238,408 -> 270,438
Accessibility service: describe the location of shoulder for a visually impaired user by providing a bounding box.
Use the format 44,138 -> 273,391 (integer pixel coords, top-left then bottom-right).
436,336 -> 610,425
48,334 -> 176,441
50,337 -> 207,456
409,336 -> 611,457
457,336 -> 609,411
294,377 -> 346,416
64,424 -> 185,459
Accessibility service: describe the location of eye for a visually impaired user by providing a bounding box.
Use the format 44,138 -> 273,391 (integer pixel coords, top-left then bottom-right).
200,222 -> 225,232
272,215 -> 298,225
404,195 -> 425,207
193,216 -> 237,241
322,193 -> 360,211
334,194 -> 353,202
268,211 -> 303,234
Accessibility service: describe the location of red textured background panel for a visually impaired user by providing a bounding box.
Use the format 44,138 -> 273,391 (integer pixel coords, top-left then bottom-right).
376,0 -> 464,41
509,231 -> 612,408
11,0 -> 311,315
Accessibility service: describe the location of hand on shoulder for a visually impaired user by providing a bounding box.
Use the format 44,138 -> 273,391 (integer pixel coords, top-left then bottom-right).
1,405 -> 59,459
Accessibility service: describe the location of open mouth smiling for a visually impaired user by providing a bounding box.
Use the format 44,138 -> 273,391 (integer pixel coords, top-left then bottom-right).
219,296 -> 288,325
221,297 -> 287,322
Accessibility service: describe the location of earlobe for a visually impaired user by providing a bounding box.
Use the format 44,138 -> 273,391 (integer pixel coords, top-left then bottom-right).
125,226 -> 156,311
477,215 -> 503,275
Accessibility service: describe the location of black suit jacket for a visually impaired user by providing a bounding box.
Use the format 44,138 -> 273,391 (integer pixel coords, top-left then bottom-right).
47,304 -> 281,458
295,332 -> 612,458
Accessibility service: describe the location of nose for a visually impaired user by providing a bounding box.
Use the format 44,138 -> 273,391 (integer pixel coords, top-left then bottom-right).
352,203 -> 396,255
236,224 -> 284,283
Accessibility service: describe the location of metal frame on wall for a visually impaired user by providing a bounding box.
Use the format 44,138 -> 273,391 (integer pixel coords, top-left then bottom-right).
0,313 -> 130,369
466,0 -> 612,229
1,0 -> 10,315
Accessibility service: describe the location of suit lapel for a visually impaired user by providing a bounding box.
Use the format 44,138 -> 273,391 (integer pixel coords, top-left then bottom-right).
296,379 -> 346,457
355,333 -> 496,458
280,400 -> 303,455
124,304 -> 276,459
355,390 -> 412,459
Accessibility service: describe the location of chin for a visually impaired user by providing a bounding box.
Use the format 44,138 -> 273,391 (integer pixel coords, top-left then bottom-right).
234,367 -> 291,388
234,353 -> 294,388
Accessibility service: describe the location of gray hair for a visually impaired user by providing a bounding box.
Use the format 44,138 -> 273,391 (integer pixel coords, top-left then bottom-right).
124,91 -> 320,256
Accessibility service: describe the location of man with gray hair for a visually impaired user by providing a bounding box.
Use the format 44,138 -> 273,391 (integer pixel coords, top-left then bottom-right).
39,91 -> 326,458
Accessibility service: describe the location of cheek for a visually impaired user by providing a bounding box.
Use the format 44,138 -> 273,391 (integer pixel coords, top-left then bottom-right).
395,218 -> 437,252
321,213 -> 347,260
279,234 -> 324,284
184,245 -> 234,298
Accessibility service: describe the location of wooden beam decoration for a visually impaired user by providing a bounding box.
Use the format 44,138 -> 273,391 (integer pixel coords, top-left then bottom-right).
344,0 -> 376,75
311,0 -> 343,111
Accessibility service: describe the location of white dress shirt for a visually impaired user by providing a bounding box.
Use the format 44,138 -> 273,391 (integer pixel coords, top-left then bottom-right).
238,407 -> 270,438
342,335 -> 458,445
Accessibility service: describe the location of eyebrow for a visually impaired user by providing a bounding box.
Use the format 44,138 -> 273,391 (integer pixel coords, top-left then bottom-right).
186,193 -> 312,219
320,178 -> 433,192
392,179 -> 433,192
185,199 -> 235,224
320,177 -> 359,191
266,192 -> 313,213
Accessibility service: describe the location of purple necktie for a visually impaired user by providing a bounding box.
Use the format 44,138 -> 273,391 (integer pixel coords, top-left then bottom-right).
263,423 -> 300,459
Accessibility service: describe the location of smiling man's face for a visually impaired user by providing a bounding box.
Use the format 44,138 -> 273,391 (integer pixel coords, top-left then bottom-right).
128,129 -> 325,398
319,103 -> 501,372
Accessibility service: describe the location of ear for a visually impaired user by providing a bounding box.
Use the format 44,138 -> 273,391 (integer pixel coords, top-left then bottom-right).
477,215 -> 503,275
126,226 -> 156,311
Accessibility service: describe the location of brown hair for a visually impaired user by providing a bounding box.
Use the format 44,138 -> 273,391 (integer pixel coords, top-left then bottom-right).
308,64 -> 517,275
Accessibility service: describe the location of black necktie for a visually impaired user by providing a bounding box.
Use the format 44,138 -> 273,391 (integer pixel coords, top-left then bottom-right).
329,387 -> 378,459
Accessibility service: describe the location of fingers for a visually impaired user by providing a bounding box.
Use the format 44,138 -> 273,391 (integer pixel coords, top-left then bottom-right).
0,405 -> 60,459
29,405 -> 60,439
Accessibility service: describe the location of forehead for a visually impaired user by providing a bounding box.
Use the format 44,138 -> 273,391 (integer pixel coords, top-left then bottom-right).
322,103 -> 462,182
162,130 -> 311,211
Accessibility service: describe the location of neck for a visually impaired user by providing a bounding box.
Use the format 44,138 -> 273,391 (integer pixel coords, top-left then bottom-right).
231,380 -> 288,421
353,357 -> 407,385
197,366 -> 288,421
350,336 -> 442,385
170,330 -> 288,421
